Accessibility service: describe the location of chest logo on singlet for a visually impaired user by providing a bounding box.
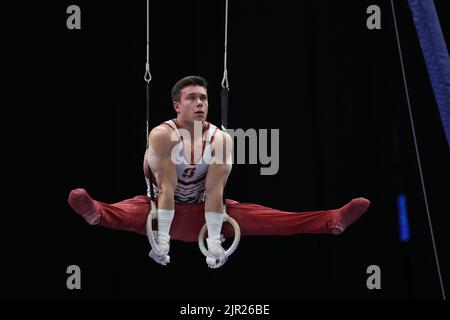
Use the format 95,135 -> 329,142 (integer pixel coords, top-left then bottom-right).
182,167 -> 197,178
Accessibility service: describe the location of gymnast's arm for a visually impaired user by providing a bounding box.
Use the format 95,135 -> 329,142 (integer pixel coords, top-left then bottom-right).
205,130 -> 233,213
146,125 -> 178,210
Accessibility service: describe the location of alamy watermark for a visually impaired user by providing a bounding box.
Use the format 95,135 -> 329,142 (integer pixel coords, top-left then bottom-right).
166,121 -> 279,175
66,265 -> 81,290
366,5 -> 381,30
366,265 -> 381,290
66,5 -> 81,30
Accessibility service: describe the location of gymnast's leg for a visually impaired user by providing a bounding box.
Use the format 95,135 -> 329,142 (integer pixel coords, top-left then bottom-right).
222,197 -> 371,237
68,188 -> 149,235
68,188 -> 205,242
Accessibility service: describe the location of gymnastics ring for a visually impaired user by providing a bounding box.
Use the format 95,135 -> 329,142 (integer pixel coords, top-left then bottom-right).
146,200 -> 170,264
198,208 -> 241,264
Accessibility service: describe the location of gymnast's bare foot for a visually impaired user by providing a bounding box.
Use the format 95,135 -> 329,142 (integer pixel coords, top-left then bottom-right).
68,188 -> 101,225
329,197 -> 370,234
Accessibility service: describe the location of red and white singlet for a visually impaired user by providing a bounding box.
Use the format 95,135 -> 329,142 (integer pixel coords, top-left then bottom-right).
144,119 -> 220,203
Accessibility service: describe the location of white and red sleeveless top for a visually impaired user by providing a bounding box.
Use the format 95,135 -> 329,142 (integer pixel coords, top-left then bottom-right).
144,119 -> 220,204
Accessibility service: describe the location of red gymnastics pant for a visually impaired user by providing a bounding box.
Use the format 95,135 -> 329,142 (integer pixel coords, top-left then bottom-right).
68,188 -> 370,242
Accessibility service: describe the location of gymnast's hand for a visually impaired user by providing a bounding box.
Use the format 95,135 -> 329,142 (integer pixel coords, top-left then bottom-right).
206,255 -> 228,269
149,249 -> 170,266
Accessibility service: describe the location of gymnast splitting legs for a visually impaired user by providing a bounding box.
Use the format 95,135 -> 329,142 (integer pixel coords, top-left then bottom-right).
68,76 -> 370,268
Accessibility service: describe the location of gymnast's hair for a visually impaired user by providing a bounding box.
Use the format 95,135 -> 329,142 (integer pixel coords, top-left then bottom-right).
171,76 -> 208,102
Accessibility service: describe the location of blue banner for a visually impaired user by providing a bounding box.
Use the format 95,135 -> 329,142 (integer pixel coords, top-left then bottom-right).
408,0 -> 450,149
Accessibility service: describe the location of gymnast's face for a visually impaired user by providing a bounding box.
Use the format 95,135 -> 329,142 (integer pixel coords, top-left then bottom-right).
174,85 -> 209,123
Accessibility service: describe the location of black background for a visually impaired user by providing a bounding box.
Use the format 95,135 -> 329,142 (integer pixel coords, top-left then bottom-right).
3,0 -> 449,302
